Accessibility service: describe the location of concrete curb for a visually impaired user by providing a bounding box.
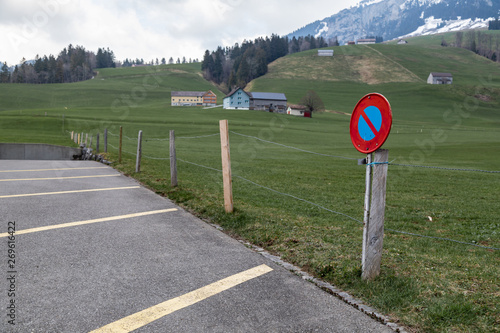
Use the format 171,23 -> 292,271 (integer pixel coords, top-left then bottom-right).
240,241 -> 408,333
213,220 -> 406,332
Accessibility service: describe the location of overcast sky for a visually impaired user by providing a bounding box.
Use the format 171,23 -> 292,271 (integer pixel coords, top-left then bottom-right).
0,0 -> 360,66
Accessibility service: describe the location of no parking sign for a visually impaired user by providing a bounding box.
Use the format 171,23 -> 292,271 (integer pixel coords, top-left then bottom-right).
350,93 -> 392,154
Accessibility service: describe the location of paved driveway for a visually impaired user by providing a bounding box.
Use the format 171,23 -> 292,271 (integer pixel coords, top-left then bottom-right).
0,160 -> 394,332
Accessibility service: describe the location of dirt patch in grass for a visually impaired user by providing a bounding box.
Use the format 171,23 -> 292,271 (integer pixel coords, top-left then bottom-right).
475,94 -> 494,102
349,56 -> 422,85
167,69 -> 189,74
326,110 -> 351,116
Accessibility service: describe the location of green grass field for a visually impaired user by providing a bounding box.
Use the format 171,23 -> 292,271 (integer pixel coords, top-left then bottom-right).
1,36 -> 499,332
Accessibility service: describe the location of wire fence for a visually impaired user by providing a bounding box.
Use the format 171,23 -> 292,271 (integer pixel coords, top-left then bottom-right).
75,128 -> 499,251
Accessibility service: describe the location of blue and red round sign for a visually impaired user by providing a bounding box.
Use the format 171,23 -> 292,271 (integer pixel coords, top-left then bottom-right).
350,93 -> 392,154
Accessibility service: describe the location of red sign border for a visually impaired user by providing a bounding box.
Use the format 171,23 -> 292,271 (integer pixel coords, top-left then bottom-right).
350,93 -> 392,154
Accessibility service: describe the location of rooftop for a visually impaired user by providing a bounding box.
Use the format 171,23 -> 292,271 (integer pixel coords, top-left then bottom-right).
171,91 -> 205,97
248,92 -> 287,101
430,72 -> 453,77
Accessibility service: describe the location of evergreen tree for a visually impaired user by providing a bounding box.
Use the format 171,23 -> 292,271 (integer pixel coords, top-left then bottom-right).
0,62 -> 10,83
213,49 -> 224,84
489,18 -> 500,30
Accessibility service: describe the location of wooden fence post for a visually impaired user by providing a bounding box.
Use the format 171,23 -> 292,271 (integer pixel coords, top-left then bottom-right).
71,131 -> 74,140
104,128 -> 108,153
219,120 -> 233,213
119,126 -> 123,164
96,133 -> 100,154
135,130 -> 143,173
170,130 -> 178,187
362,149 -> 389,280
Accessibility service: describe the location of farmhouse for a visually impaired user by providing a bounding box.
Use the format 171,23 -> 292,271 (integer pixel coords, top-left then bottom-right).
398,39 -> 408,45
202,90 -> 217,106
287,104 -> 311,118
223,87 -> 251,109
318,50 -> 334,57
223,88 -> 287,112
249,92 -> 287,112
171,90 -> 217,106
427,72 -> 453,85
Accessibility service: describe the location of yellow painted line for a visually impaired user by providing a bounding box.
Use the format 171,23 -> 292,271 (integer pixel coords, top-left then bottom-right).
90,264 -> 274,333
0,174 -> 120,182
0,186 -> 140,199
0,166 -> 109,173
0,209 -> 177,238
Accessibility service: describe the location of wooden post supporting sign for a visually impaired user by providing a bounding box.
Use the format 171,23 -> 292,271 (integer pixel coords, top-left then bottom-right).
362,149 -> 389,280
219,120 -> 233,213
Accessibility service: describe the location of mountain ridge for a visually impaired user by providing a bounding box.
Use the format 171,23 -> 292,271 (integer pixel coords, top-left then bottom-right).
288,0 -> 500,43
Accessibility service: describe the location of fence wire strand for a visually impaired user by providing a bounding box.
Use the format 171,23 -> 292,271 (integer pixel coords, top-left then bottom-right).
175,157 -> 498,251
91,130 -> 499,251
230,131 -> 358,160
389,163 -> 500,174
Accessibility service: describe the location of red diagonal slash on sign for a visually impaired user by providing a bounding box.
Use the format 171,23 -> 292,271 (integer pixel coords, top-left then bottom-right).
360,110 -> 379,137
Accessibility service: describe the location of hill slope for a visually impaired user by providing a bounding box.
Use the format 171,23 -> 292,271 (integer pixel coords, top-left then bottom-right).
250,34 -> 500,119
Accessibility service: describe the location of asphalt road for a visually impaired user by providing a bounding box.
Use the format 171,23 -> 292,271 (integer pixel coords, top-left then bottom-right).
0,160 -> 394,333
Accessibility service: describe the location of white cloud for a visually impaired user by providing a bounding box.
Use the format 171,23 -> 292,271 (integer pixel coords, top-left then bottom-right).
0,0 -> 358,66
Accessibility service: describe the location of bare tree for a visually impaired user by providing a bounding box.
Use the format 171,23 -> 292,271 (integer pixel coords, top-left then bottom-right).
300,90 -> 325,113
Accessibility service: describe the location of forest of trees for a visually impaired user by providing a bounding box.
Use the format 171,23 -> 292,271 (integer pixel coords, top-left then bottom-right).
201,34 -> 337,91
121,56 -> 199,67
0,45 -> 116,84
489,18 -> 500,30
451,30 -> 500,62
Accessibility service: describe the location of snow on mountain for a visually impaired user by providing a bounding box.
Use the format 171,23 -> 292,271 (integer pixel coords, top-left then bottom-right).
358,0 -> 385,8
400,16 -> 494,38
399,0 -> 444,11
288,0 -> 499,44
315,22 -> 329,38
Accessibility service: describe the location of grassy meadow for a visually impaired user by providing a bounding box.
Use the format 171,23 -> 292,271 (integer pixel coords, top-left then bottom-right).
1,36 -> 499,332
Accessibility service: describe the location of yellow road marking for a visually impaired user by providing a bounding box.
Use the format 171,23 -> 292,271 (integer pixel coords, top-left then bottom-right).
90,264 -> 273,333
0,174 -> 120,182
0,167 -> 109,173
0,186 -> 140,199
0,209 -> 177,238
